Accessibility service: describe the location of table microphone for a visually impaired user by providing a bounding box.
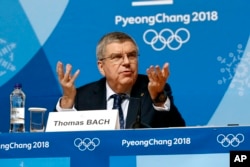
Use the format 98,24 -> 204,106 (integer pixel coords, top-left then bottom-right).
130,98 -> 151,129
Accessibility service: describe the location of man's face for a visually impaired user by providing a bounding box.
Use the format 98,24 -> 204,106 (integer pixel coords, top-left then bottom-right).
98,41 -> 138,93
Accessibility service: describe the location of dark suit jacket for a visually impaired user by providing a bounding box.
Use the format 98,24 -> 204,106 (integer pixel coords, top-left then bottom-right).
73,74 -> 185,128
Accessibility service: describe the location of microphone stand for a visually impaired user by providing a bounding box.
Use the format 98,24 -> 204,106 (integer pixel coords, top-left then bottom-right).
130,97 -> 151,129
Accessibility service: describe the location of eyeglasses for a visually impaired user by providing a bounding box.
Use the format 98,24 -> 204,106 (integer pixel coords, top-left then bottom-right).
100,51 -> 138,64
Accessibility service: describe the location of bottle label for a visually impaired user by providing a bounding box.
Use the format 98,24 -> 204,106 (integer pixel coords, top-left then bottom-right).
11,107 -> 25,123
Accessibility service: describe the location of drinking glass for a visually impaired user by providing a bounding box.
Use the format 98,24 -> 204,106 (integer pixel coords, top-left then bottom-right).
29,107 -> 47,132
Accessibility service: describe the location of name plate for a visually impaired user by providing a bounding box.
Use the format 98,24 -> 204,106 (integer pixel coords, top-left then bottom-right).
46,110 -> 119,132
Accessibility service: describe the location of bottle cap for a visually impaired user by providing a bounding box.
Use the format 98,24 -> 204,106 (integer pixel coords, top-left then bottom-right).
14,83 -> 22,88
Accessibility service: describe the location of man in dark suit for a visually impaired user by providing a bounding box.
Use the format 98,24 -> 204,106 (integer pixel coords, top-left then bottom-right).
56,31 -> 185,128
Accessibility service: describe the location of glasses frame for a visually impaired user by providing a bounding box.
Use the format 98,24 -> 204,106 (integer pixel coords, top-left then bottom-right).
99,51 -> 139,64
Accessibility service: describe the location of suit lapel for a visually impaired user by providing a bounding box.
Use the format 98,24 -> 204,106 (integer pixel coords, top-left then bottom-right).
126,97 -> 140,128
92,78 -> 107,109
126,75 -> 148,128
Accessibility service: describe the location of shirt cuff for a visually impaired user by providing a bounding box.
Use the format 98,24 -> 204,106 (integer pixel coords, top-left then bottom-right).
56,97 -> 77,112
152,97 -> 170,111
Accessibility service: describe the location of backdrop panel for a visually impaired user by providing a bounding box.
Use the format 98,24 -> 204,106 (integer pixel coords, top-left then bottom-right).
0,0 -> 249,132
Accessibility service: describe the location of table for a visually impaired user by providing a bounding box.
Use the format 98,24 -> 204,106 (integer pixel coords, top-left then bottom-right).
0,126 -> 249,167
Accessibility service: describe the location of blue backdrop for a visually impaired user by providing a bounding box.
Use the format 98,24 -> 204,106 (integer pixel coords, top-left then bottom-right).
0,0 -> 249,132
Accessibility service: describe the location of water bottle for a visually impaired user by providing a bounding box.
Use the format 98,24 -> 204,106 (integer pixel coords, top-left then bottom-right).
9,83 -> 26,132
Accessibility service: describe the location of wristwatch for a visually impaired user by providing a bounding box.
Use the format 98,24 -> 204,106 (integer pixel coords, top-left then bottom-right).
153,91 -> 167,104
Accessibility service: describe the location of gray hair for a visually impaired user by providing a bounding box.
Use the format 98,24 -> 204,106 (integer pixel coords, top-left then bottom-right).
96,32 -> 139,60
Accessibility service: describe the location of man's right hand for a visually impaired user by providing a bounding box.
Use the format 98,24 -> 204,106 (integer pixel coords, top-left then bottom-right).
56,61 -> 80,108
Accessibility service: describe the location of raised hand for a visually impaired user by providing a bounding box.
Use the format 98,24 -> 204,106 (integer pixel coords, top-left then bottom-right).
146,62 -> 170,100
56,61 -> 80,108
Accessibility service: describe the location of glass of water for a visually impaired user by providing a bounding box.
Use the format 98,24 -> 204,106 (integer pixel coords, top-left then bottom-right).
28,107 -> 47,132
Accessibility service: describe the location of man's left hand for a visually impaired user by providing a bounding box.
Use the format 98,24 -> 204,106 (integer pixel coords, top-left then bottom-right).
146,62 -> 170,100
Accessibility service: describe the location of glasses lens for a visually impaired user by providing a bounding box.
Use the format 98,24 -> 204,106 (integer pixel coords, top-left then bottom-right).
103,51 -> 138,64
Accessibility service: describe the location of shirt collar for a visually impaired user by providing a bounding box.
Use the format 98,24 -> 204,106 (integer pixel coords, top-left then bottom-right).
106,82 -> 116,101
106,82 -> 130,100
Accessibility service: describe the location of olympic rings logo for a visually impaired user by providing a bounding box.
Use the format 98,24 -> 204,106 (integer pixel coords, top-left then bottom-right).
74,138 -> 100,151
217,133 -> 244,147
143,28 -> 190,51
